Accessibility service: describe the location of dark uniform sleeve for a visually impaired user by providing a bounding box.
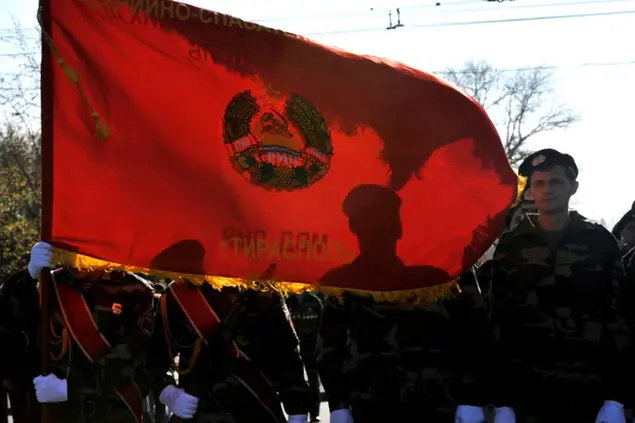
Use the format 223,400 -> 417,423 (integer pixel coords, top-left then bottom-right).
0,271 -> 39,380
487,234 -> 518,407
316,296 -> 350,412
601,233 -> 632,405
145,292 -> 177,396
444,269 -> 496,406
618,247 -> 635,331
622,250 -> 635,381
237,292 -> 310,416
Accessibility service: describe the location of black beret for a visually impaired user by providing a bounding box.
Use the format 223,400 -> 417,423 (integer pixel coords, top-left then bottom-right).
518,148 -> 578,179
342,184 -> 401,218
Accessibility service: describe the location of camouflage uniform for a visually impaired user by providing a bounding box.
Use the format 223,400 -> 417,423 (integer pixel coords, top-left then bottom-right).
45,269 -> 156,423
317,271 -> 493,423
286,292 -> 324,421
489,212 -> 630,422
150,283 -> 311,423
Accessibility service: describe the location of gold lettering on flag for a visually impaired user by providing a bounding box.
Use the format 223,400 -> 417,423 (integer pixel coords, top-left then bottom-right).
219,227 -> 355,263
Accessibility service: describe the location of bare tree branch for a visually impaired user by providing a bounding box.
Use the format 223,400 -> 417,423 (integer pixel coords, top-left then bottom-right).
442,60 -> 580,167
0,17 -> 41,137
0,20 -> 42,277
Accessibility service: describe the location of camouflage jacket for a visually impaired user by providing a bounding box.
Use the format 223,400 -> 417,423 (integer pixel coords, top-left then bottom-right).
618,247 -> 635,344
489,212 -> 629,406
47,269 -> 156,418
317,270 -> 494,413
150,283 -> 311,417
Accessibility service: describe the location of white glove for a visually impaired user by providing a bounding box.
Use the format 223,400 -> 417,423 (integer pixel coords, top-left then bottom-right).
330,408 -> 353,423
595,400 -> 626,423
159,384 -> 199,419
33,374 -> 68,403
28,242 -> 53,280
288,415 -> 308,423
493,407 -> 516,423
455,405 -> 486,423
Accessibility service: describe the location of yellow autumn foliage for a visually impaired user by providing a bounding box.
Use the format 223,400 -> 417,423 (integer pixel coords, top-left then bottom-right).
0,128 -> 41,281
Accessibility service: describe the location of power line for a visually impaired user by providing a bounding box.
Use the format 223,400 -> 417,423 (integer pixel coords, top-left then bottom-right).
251,0 -> 633,23
0,0 -> 630,34
0,6 -> 632,54
304,9 -> 635,35
1,60 -> 633,92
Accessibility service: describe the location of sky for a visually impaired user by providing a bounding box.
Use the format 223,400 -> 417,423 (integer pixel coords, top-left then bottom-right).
0,0 -> 633,228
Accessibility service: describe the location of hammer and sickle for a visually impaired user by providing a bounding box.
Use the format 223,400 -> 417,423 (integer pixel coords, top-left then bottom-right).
260,109 -> 293,138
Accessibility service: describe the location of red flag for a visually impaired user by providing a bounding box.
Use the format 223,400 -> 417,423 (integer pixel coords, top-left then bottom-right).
42,0 -> 519,295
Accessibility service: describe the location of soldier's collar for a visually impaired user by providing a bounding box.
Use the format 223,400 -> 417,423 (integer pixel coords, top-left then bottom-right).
516,211 -> 587,235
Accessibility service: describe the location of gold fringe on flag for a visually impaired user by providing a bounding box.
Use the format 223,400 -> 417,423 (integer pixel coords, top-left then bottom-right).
316,282 -> 461,305
513,174 -> 527,207
51,247 -> 459,304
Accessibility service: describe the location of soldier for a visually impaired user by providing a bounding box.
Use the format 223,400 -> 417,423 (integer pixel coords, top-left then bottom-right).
318,276 -> 492,423
26,241 -> 160,423
612,202 -> 635,254
489,149 -> 629,423
0,270 -> 41,423
317,185 -> 494,423
286,292 -> 324,422
0,270 -> 39,381
148,240 -> 311,423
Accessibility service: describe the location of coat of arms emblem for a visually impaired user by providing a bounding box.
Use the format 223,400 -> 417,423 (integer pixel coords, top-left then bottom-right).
222,89 -> 333,191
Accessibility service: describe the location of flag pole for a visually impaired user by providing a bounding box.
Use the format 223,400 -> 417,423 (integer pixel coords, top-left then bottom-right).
38,0 -> 53,420
39,270 -> 52,423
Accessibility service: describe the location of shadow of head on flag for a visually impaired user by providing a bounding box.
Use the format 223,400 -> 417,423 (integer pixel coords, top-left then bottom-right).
320,184 -> 451,292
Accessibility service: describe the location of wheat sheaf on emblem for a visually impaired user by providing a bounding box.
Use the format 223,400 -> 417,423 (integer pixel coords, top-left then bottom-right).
222,89 -> 333,191
285,94 -> 333,157
223,90 -> 261,142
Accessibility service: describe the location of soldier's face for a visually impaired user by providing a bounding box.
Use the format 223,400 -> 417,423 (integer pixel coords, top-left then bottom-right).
529,166 -> 578,214
621,222 -> 635,246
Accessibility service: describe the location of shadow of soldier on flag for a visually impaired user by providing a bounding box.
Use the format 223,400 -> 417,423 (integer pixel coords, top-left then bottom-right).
319,184 -> 450,291
150,240 -> 207,277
